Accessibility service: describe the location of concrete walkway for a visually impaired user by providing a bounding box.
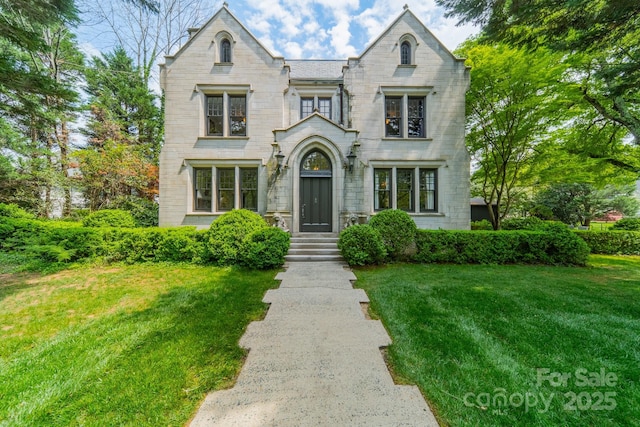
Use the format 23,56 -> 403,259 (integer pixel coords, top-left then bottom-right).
190,261 -> 439,426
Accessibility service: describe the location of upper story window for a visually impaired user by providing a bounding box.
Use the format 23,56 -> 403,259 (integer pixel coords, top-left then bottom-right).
382,89 -> 429,139
400,41 -> 411,65
300,96 -> 332,120
220,39 -> 232,63
206,93 -> 247,137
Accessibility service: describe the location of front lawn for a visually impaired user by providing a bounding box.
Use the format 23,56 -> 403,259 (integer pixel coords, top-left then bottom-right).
0,262 -> 278,426
355,255 -> 640,426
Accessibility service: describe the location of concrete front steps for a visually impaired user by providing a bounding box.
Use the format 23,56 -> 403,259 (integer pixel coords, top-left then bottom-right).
286,233 -> 342,262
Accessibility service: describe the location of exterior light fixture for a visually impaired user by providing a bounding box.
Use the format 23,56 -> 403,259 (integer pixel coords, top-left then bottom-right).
347,148 -> 357,173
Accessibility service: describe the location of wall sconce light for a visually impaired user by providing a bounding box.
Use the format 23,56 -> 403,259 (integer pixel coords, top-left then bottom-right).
346,148 -> 357,173
275,150 -> 286,175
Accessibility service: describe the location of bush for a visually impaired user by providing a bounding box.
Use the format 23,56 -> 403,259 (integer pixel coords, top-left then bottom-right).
368,209 -> 417,261
242,227 -> 290,269
338,225 -> 387,266
0,203 -> 35,219
575,231 -> 640,255
471,219 -> 493,230
205,209 -> 268,265
501,216 -> 544,230
107,196 -> 159,227
611,218 -> 640,231
414,228 -> 589,266
83,209 -> 136,228
101,227 -> 205,263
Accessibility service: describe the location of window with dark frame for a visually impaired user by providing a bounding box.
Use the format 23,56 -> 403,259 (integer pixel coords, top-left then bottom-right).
397,169 -> 414,211
385,97 -> 402,137
220,39 -> 231,63
217,168 -> 235,211
318,98 -> 331,119
301,97 -> 314,119
408,97 -> 425,138
194,168 -> 212,211
420,168 -> 437,212
374,169 -> 391,211
229,95 -> 246,136
400,41 -> 411,65
207,96 -> 223,136
240,168 -> 258,211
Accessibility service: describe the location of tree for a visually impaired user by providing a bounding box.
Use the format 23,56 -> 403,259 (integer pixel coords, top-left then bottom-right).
458,41 -> 568,229
437,0 -> 640,172
532,183 -> 639,226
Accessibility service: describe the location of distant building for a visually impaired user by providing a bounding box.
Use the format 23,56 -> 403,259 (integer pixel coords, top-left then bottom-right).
159,5 -> 470,231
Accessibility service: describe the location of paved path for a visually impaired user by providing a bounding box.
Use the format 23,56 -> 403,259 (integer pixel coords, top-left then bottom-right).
190,261 -> 439,426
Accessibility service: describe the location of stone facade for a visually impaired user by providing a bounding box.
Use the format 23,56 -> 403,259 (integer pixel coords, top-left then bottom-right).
159,5 -> 470,231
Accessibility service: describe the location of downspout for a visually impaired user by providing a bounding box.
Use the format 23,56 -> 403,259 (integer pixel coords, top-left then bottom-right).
339,83 -> 344,126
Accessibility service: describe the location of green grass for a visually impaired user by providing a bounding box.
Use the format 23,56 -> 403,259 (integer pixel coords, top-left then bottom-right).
354,255 -> 640,426
0,262 -> 278,426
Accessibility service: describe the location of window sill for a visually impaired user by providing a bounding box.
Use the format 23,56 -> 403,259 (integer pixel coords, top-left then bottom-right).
200,135 -> 249,140
214,62 -> 233,66
397,64 -> 417,68
381,137 -> 433,142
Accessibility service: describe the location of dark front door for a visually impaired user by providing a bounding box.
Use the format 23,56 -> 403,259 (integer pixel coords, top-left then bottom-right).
300,150 -> 332,232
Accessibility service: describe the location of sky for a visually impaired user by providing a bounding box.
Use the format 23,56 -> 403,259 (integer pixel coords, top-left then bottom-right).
77,0 -> 479,61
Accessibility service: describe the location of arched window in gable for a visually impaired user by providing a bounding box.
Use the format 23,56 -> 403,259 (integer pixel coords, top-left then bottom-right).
221,39 -> 232,63
400,41 -> 411,65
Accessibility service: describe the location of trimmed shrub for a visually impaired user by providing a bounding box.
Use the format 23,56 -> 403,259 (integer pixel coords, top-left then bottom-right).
502,216 -> 544,230
101,227 -> 205,263
107,196 -> 159,227
242,227 -> 290,269
611,218 -> 640,231
471,219 -> 493,230
368,209 -> 417,261
205,209 -> 268,265
575,231 -> 640,255
414,228 -> 589,266
83,209 -> 136,228
0,203 -> 35,219
338,225 -> 387,266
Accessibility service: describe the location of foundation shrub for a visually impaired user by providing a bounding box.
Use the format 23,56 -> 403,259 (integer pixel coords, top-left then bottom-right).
205,209 -> 269,265
338,225 -> 387,266
471,219 -> 493,230
611,218 -> 640,231
575,231 -> 640,255
368,209 -> 417,261
82,209 -> 136,228
242,227 -> 290,269
501,216 -> 545,230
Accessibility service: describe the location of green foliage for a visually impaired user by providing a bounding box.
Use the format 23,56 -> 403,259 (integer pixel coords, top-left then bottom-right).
0,203 -> 35,219
106,196 -> 159,227
368,210 -> 417,261
575,231 -> 640,255
501,216 -> 544,230
241,227 -> 290,269
338,225 -> 387,266
470,219 -> 494,230
414,228 -> 589,266
611,218 -> 640,231
205,210 -> 269,265
82,209 -> 136,228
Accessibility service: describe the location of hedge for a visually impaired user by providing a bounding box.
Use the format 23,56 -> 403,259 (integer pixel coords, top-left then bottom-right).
369,209 -> 417,261
575,231 -> 640,255
414,229 -> 590,266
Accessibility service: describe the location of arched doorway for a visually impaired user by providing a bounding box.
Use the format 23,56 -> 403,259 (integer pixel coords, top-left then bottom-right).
299,150 -> 332,232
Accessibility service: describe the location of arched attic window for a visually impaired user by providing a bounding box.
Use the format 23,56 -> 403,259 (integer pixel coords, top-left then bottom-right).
400,41 -> 411,65
220,39 -> 232,63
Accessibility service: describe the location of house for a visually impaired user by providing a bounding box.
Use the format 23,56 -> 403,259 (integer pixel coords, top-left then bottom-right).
158,4 -> 470,232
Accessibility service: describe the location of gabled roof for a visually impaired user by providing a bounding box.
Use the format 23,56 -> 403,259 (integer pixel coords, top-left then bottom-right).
355,7 -> 465,63
163,4 -> 282,63
273,112 -> 357,135
287,60 -> 347,80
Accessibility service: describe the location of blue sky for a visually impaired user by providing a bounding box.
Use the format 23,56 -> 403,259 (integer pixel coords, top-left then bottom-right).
77,0 -> 478,61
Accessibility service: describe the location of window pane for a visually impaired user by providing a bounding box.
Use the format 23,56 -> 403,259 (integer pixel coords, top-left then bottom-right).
397,169 -> 414,212
419,168 -> 437,212
301,98 -> 313,119
374,169 -> 391,210
408,97 -> 425,137
241,168 -> 258,211
207,96 -> 223,136
318,98 -> 331,119
229,95 -> 246,136
385,97 -> 402,137
401,41 -> 411,65
301,151 -> 331,171
217,168 -> 235,211
194,168 -> 212,211
221,39 -> 231,62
